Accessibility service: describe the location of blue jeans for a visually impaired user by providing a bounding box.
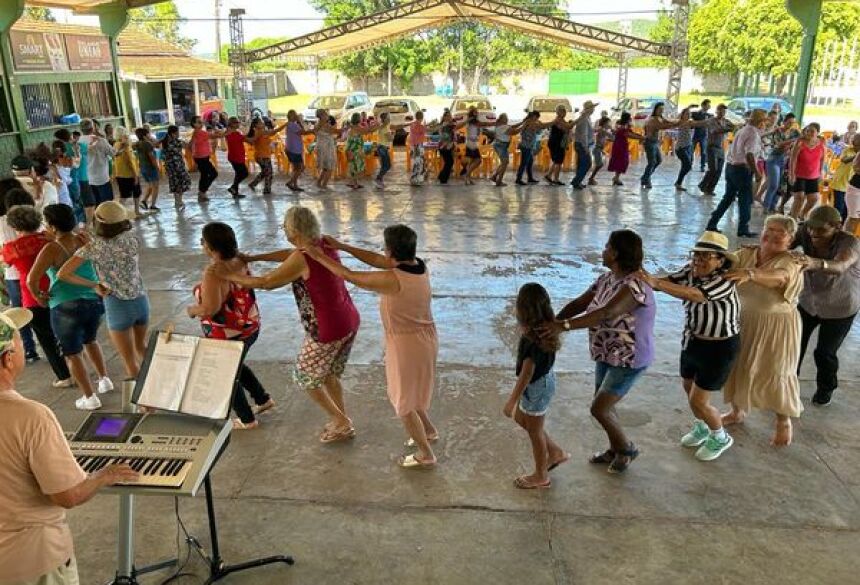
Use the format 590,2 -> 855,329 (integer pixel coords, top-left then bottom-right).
833,190 -> 847,222
641,138 -> 661,186
764,154 -> 785,211
5,279 -> 36,355
707,163 -> 753,235
693,133 -> 708,170
376,145 -> 391,180
699,145 -> 725,193
516,146 -> 535,181
572,142 -> 592,186
675,144 -> 693,185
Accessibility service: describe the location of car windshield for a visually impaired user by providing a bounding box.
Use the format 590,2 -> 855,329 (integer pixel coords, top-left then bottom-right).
532,99 -> 570,112
637,98 -> 660,110
453,99 -> 492,111
310,96 -> 346,109
375,101 -> 410,114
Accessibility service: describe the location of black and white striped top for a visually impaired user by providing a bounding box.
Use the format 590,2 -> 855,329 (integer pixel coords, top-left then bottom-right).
667,265 -> 740,344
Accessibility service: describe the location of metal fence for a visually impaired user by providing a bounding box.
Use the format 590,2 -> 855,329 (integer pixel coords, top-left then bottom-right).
21,83 -> 72,128
71,81 -> 116,119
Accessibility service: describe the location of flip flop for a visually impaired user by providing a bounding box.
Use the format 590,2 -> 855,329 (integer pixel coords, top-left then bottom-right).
588,449 -> 615,464
398,453 -> 436,469
404,434 -> 440,447
547,452 -> 571,471
514,476 -> 551,490
320,426 -> 355,444
253,398 -> 276,415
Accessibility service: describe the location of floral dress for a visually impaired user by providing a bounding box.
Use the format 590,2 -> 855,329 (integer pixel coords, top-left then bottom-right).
346,133 -> 365,178
163,135 -> 191,194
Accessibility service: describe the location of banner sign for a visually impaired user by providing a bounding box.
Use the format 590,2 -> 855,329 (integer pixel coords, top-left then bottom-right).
9,30 -> 111,72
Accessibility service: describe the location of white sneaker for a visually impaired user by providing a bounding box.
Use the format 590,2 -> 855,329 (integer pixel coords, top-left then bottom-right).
52,378 -> 75,388
97,377 -> 114,394
75,394 -> 102,410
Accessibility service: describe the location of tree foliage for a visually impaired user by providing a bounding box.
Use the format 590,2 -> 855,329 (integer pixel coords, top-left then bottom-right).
23,7 -> 55,21
129,1 -> 196,51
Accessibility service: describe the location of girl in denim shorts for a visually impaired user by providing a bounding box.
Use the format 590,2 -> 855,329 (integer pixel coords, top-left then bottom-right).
504,283 -> 568,490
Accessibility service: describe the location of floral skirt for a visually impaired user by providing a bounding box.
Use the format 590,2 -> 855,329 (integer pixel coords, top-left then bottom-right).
293,331 -> 357,391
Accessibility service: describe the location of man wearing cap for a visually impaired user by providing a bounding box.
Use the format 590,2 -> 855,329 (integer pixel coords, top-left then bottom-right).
80,119 -> 114,207
706,109 -> 768,238
698,104 -> 736,195
570,100 -> 598,189
792,205 -> 860,406
0,307 -> 137,585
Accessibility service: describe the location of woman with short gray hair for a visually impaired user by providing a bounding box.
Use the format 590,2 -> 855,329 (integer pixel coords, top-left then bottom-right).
721,215 -> 804,446
216,206 -> 361,443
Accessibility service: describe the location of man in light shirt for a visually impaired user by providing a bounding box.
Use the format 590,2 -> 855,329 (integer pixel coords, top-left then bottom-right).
0,308 -> 136,585
706,109 -> 768,238
80,119 -> 114,207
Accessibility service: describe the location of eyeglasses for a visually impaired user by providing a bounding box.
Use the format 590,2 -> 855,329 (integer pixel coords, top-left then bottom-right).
690,251 -> 719,260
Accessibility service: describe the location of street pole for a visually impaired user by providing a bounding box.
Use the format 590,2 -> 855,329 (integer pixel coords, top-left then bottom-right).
215,0 -> 222,62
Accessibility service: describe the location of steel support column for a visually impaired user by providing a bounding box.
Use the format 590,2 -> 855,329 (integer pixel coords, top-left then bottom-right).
617,52 -> 629,105
228,8 -> 251,120
785,0 -> 822,121
665,0 -> 689,115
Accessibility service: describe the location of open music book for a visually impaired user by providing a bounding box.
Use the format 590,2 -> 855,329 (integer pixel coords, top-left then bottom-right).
134,331 -> 244,419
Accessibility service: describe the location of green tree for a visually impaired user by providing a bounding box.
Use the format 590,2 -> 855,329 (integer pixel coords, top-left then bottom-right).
129,1 -> 196,51
23,7 -> 55,21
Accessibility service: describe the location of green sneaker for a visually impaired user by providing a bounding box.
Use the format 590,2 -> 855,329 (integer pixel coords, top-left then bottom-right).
680,420 -> 710,448
695,433 -> 734,461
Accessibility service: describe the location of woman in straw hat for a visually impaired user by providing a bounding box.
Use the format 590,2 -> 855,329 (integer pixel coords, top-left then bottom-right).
721,215 -> 803,446
639,231 -> 741,462
57,201 -> 149,381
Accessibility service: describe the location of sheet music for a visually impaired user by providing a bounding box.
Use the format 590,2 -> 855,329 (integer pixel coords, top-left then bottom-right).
136,335 -> 198,411
179,338 -> 244,419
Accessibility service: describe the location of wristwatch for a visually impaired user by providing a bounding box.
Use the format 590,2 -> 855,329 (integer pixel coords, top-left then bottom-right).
562,320 -> 571,331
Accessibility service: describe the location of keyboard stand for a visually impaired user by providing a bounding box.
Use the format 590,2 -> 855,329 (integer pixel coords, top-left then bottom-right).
191,475 -> 294,584
107,493 -> 177,585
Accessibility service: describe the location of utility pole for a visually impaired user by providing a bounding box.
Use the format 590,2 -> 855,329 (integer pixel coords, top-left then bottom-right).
214,0 -> 222,62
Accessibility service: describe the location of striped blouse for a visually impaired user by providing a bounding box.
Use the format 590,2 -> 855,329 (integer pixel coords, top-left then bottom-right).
667,265 -> 740,345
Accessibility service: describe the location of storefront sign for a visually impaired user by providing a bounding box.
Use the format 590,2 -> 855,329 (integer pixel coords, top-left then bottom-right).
45,33 -> 69,72
10,30 -> 52,71
64,34 -> 112,71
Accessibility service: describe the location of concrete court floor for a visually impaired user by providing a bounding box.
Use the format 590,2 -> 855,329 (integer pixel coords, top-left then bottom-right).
15,152 -> 860,585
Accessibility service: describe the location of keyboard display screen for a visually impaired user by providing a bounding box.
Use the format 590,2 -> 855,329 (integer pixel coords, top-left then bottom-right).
94,418 -> 130,438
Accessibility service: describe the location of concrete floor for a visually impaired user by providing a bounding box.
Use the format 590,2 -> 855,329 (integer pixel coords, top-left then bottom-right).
18,153 -> 860,584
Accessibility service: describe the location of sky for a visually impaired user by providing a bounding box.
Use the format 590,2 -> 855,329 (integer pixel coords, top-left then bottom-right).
61,0 -> 667,56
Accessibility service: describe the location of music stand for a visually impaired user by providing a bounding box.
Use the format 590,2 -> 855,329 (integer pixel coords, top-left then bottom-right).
107,330 -> 293,584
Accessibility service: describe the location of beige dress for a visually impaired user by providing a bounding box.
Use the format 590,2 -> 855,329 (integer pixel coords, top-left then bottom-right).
379,263 -> 438,417
723,248 -> 803,417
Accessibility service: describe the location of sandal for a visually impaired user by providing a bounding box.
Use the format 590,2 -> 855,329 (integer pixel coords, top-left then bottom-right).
547,452 -> 571,471
404,434 -> 440,447
513,475 -> 551,490
320,425 -> 355,444
398,453 -> 436,469
253,398 -> 276,415
588,449 -> 615,464
607,445 -> 639,474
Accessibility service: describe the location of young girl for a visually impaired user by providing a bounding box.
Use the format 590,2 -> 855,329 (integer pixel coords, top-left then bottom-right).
314,111 -> 339,190
161,125 -> 190,210
587,116 -> 613,186
375,112 -> 394,190
345,113 -> 378,190
607,112 -> 645,186
247,117 -> 287,196
504,282 -> 566,489
133,127 -> 160,211
489,114 -> 523,187
225,116 -> 249,198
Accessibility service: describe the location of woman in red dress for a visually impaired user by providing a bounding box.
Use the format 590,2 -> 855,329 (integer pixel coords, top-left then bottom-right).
607,112 -> 645,186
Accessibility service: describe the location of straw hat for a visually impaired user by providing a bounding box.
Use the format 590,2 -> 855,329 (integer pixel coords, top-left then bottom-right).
691,231 -> 738,266
582,100 -> 599,111
95,200 -> 133,224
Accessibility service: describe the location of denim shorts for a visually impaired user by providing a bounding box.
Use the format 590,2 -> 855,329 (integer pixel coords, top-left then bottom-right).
50,298 -> 104,355
140,166 -> 159,184
493,142 -> 510,162
104,294 -> 150,331
518,371 -> 556,416
594,361 -> 647,398
287,152 -> 304,165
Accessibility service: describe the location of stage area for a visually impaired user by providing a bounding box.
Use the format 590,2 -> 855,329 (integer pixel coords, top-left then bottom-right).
20,156 -> 860,584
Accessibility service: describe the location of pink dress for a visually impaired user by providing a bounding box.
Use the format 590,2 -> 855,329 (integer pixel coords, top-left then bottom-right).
379,261 -> 438,417
608,125 -> 631,173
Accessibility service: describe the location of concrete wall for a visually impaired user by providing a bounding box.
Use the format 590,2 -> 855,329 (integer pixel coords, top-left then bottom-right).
597,67 -> 705,96
284,70 -> 350,95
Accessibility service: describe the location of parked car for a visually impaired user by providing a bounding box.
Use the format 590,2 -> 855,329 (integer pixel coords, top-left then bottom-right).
611,96 -> 663,123
524,96 -> 573,124
302,92 -> 373,126
726,96 -> 793,120
450,96 -> 497,124
373,98 -> 424,146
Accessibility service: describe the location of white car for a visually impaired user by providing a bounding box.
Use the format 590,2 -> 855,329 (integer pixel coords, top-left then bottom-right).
524,96 -> 573,124
373,98 -> 424,145
610,96 -> 663,124
450,96 -> 497,124
302,92 -> 373,127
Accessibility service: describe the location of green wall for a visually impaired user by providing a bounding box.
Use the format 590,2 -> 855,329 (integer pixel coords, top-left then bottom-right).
548,70 -> 599,95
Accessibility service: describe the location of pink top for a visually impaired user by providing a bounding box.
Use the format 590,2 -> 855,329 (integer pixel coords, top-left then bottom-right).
292,244 -> 360,343
794,140 -> 825,179
408,121 -> 427,147
190,129 -> 211,159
